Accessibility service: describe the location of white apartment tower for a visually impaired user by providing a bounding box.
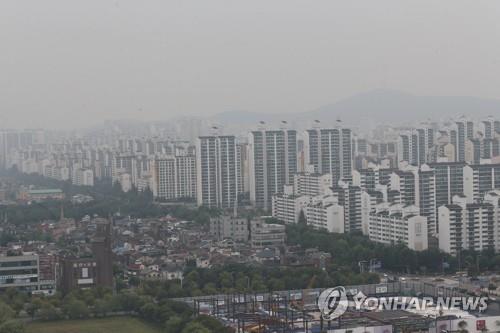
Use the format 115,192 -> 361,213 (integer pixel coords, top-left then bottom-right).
304,127 -> 352,187
196,135 -> 239,209
293,172 -> 332,197
368,204 -> 428,251
481,117 -> 500,139
438,195 -> 495,255
397,126 -> 435,166
155,154 -> 196,200
248,129 -> 297,210
484,190 -> 500,252
271,185 -> 311,225
452,118 -> 474,163
305,195 -> 345,233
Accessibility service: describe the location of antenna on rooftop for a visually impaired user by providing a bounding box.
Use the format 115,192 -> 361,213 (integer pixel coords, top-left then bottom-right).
211,126 -> 220,136
258,121 -> 266,131
335,117 -> 342,128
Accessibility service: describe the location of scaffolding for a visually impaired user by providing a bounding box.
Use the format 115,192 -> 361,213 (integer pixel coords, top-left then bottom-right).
181,281 -> 468,333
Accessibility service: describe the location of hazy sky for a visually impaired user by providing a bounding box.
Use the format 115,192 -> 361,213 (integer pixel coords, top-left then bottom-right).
1,0 -> 500,129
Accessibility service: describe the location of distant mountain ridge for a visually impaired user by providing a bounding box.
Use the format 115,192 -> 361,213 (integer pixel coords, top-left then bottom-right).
209,90 -> 500,129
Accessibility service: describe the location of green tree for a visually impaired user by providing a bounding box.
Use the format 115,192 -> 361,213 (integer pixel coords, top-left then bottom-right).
25,298 -> 43,320
110,292 -> 146,312
0,320 -> 25,333
63,299 -> 89,319
181,322 -> 210,333
219,272 -> 233,290
38,302 -> 60,321
234,275 -> 249,292
164,316 -> 184,333
250,274 -> 267,292
93,299 -> 111,318
202,283 -> 217,295
140,303 -> 160,322
194,211 -> 210,225
0,303 -> 15,324
4,289 -> 26,316
0,302 -> 24,333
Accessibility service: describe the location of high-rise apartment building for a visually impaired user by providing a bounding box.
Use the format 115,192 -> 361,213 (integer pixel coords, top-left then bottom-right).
482,138 -> 500,160
352,166 -> 392,191
154,154 -> 196,200
248,129 -> 297,210
453,118 -> 474,162
390,169 -> 417,206
438,196 -> 494,255
196,135 -> 239,208
484,190 -> 500,252
237,143 -> 249,193
464,138 -> 482,164
305,196 -> 345,233
272,190 -> 310,225
368,204 -> 428,251
481,117 -> 500,139
429,162 -> 465,208
334,181 -> 362,233
293,172 -> 332,197
72,168 -> 94,186
304,127 -> 352,187
463,164 -> 500,203
418,166 -> 437,236
397,127 -> 434,166
0,130 -> 45,169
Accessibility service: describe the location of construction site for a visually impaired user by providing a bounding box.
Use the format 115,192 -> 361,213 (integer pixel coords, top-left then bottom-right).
175,281 -> 477,333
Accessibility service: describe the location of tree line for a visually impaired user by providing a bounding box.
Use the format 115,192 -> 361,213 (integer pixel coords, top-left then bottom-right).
0,286 -> 229,333
286,223 -> 500,275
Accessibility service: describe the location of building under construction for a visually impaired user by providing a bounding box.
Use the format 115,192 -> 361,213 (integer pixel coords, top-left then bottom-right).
175,281 -> 472,333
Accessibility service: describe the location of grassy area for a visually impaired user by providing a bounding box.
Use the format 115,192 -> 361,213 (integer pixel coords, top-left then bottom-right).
26,317 -> 161,333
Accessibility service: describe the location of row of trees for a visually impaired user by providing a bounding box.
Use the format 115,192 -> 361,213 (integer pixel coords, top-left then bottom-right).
1,286 -> 229,333
184,263 -> 379,295
0,167 -> 223,226
0,199 -> 219,229
135,263 -> 379,301
286,223 -> 500,275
